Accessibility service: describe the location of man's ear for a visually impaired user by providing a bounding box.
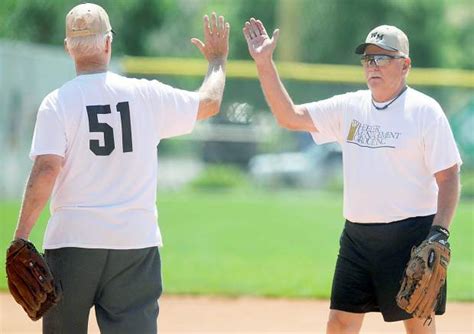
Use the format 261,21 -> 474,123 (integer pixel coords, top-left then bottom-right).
105,36 -> 111,54
402,57 -> 411,73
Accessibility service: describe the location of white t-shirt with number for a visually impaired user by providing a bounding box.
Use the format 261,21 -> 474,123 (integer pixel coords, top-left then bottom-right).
30,71 -> 199,249
304,87 -> 462,223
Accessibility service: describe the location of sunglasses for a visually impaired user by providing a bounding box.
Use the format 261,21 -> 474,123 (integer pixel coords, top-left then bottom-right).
360,54 -> 406,67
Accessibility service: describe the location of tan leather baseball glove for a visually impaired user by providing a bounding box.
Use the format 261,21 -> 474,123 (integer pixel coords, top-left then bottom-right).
396,225 -> 450,323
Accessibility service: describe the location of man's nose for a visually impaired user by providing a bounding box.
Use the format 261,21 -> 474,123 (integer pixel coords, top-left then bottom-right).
367,59 -> 379,68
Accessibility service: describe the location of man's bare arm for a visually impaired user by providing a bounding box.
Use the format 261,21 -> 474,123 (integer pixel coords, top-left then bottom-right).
14,155 -> 63,240
191,13 -> 229,120
243,18 -> 315,132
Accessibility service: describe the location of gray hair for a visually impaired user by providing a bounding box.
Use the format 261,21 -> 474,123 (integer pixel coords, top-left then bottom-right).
65,32 -> 113,58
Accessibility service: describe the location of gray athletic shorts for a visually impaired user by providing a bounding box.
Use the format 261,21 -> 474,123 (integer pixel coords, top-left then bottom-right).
43,247 -> 162,334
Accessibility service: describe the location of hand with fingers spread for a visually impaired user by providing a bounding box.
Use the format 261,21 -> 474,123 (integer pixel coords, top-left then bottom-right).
243,18 -> 280,63
191,12 -> 230,63
240,17 -> 314,132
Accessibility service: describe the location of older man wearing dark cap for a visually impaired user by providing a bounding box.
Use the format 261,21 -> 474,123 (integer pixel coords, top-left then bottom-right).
243,19 -> 461,334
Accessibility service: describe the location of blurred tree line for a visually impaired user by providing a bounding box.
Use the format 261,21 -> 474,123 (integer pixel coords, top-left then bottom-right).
0,0 -> 472,69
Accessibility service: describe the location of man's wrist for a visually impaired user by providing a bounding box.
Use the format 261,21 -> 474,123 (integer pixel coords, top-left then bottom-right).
14,229 -> 30,241
255,57 -> 274,68
208,57 -> 227,67
427,225 -> 450,244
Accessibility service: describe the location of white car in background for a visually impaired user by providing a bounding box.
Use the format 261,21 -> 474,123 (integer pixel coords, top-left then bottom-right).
248,143 -> 342,188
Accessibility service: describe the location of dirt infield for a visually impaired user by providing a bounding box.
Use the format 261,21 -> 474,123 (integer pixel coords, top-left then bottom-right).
1,293 -> 472,333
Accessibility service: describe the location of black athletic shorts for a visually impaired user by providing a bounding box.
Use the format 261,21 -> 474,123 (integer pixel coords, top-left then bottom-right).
330,214 -> 446,322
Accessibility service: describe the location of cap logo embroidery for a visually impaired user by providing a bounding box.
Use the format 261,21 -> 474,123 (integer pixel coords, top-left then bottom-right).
73,17 -> 88,31
370,32 -> 384,41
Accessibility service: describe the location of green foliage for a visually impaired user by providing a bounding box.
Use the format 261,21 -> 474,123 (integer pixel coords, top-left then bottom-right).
295,0 -> 455,68
116,0 -> 165,56
0,192 -> 473,300
1,0 -> 472,69
6,0 -> 58,44
1,0 -> 62,44
189,165 -> 248,190
0,0 -> 172,55
229,0 -> 277,61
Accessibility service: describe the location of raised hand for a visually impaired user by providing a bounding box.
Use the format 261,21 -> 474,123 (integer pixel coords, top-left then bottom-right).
243,18 -> 280,63
191,12 -> 230,63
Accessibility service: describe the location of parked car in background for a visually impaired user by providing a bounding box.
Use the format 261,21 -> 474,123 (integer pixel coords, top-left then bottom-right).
248,143 -> 342,189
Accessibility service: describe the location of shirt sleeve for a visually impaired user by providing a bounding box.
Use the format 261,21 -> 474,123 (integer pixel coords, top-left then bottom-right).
301,94 -> 345,145
147,80 -> 199,140
422,107 -> 462,175
29,92 -> 66,160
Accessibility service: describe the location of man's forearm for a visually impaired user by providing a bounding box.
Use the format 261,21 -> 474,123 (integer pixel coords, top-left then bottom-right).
432,171 -> 460,230
15,157 -> 61,239
203,58 -> 226,99
197,58 -> 226,120
255,60 -> 297,126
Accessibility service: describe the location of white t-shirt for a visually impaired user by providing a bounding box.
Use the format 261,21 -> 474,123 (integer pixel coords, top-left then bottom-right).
30,72 -> 199,249
304,87 -> 462,223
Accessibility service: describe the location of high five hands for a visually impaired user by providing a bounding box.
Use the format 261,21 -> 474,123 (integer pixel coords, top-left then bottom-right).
191,12 -> 230,63
191,15 -> 279,64
243,18 -> 280,64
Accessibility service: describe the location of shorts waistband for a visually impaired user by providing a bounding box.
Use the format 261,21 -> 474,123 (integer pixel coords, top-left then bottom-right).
346,214 -> 435,227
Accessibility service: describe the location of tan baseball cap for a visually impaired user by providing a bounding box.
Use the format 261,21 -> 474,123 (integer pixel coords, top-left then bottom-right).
355,25 -> 409,56
66,3 -> 112,38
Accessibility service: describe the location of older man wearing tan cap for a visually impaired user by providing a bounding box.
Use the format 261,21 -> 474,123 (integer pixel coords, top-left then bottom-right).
243,19 -> 461,334
12,2 -> 229,333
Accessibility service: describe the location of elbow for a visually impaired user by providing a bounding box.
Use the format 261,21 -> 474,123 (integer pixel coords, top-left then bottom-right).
37,163 -> 61,181
207,99 -> 221,117
276,115 -> 300,131
197,97 -> 221,120
270,105 -> 307,131
273,105 -> 314,132
33,155 -> 63,182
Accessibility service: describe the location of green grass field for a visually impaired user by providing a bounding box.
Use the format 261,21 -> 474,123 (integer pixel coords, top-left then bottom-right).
1,190 -> 473,301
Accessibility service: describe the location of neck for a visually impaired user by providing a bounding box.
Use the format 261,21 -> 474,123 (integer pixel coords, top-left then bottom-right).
372,82 -> 407,103
371,85 -> 408,111
75,57 -> 109,76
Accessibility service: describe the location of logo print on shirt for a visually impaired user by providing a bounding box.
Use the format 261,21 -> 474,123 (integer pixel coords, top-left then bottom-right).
346,119 -> 401,149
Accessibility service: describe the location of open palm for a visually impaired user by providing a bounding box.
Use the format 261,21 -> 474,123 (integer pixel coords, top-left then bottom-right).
191,12 -> 229,62
243,18 -> 280,62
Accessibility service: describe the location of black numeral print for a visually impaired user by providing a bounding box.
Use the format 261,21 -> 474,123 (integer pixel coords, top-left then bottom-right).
86,102 -> 133,156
